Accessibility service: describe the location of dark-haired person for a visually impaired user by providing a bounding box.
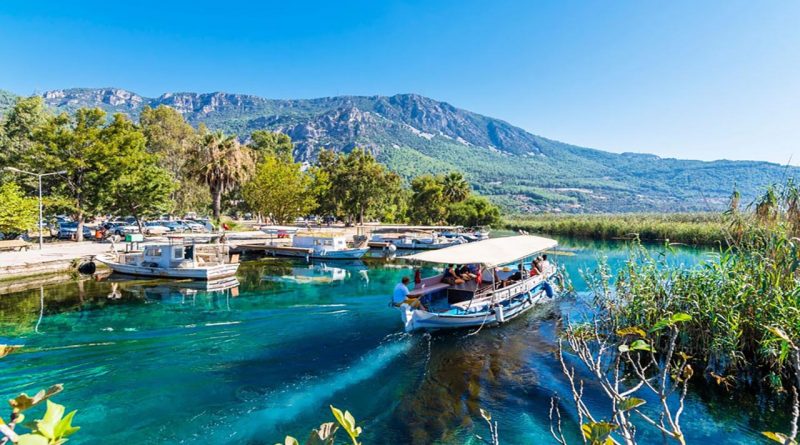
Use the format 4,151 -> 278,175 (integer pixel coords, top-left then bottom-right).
539,254 -> 551,273
393,276 -> 425,309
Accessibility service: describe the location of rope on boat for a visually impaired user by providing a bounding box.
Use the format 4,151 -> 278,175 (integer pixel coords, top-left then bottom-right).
464,306 -> 493,337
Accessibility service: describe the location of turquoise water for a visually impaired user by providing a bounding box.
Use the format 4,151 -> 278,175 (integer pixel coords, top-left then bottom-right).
0,238 -> 784,444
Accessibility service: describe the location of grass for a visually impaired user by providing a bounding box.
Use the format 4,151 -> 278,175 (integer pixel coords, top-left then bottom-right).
504,212 -> 727,245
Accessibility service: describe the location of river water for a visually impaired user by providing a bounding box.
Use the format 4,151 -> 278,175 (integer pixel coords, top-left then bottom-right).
0,237 -> 785,444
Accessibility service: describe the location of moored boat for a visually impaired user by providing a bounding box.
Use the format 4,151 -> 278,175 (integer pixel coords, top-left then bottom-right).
370,230 -> 466,250
96,237 -> 239,280
394,235 -> 561,332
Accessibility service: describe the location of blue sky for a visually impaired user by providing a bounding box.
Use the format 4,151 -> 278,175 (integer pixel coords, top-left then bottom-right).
1,1 -> 798,164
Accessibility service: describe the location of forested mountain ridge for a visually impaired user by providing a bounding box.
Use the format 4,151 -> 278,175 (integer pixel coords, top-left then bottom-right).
1,87 -> 794,213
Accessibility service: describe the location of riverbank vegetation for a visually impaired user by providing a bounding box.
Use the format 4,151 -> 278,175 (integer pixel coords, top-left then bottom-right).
556,183 -> 800,444
0,97 -> 501,239
504,212 -> 727,245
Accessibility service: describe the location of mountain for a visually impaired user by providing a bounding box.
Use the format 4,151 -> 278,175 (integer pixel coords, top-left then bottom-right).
2,87 -> 794,213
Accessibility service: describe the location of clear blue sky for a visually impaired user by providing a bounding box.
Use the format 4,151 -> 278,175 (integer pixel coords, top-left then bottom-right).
1,1 -> 798,164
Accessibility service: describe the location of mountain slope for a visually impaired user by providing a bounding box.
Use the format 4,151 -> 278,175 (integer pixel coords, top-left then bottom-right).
2,87 -> 794,213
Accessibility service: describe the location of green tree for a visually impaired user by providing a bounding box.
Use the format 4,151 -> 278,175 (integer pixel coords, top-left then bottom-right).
0,182 -> 37,235
26,109 -> 138,241
446,195 -> 501,227
242,156 -> 315,224
317,148 -> 399,225
409,175 -> 448,224
139,105 -> 207,214
0,96 -> 49,168
187,130 -> 254,221
101,118 -> 176,231
249,130 -> 294,162
441,171 -> 471,202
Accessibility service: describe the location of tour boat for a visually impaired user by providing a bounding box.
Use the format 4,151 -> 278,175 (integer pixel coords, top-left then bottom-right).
95,238 -> 239,280
395,235 -> 562,332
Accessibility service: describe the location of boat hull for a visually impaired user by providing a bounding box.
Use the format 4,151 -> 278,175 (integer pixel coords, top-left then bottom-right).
96,256 -> 239,280
270,247 -> 369,260
399,275 -> 559,332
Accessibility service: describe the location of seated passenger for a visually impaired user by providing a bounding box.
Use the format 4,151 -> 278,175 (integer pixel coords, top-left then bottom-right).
457,264 -> 476,280
539,254 -> 551,272
393,276 -> 426,310
442,264 -> 463,285
509,264 -> 524,281
530,258 -> 542,276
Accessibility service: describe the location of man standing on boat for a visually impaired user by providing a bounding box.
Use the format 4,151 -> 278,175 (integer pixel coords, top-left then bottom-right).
393,276 -> 425,310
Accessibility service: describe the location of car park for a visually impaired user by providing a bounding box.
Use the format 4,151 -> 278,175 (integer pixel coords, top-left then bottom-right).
144,221 -> 170,235
57,222 -> 94,240
103,221 -> 139,236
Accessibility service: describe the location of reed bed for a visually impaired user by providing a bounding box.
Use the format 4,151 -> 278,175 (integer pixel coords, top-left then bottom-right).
504,212 -> 727,245
583,186 -> 800,390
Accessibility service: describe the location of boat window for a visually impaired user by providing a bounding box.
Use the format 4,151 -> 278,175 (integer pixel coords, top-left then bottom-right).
146,247 -> 162,257
173,247 -> 184,259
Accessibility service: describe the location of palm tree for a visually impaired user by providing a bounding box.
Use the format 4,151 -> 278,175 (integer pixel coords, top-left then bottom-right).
441,172 -> 471,202
187,131 -> 253,221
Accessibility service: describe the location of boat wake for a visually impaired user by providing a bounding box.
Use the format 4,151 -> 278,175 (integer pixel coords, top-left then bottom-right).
222,334 -> 412,440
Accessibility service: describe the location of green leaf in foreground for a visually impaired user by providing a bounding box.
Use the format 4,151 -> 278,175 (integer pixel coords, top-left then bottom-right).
762,431 -> 797,444
618,397 -> 646,412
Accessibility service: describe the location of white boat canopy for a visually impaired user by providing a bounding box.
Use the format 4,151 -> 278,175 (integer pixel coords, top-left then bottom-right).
405,235 -> 557,268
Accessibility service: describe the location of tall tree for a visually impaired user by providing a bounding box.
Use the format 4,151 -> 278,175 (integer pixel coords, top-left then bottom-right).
187,130 -> 254,221
441,171 -> 471,202
28,108 -> 111,241
242,156 -> 316,225
19,109 -> 169,241
139,105 -> 206,214
101,116 -> 176,231
249,130 -> 294,162
409,175 -> 448,224
446,195 -> 501,227
0,97 -> 50,189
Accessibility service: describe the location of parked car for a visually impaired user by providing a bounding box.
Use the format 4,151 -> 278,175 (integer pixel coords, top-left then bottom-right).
182,220 -> 207,232
144,221 -> 170,235
57,222 -> 94,240
103,221 -> 139,236
161,220 -> 189,233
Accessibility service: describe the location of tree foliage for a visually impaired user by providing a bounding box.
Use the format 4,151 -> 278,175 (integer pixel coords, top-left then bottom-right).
313,148 -> 402,224
0,182 -> 37,234
139,105 -> 207,214
186,130 -> 254,220
249,130 -> 293,162
242,155 -> 316,224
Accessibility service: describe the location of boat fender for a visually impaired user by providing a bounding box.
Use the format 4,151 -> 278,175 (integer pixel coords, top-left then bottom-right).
496,305 -> 505,323
77,261 -> 96,275
542,281 -> 555,298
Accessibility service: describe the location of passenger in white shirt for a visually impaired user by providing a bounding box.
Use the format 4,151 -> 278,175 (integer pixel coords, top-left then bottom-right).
539,254 -> 551,273
393,277 -> 425,309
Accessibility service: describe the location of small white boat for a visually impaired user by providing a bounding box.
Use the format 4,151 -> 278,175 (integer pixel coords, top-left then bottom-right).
255,232 -> 369,260
371,232 -> 466,250
96,238 -> 239,280
395,235 -> 561,332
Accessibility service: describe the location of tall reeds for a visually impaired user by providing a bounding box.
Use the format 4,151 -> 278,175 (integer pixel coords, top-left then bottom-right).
504,213 -> 727,246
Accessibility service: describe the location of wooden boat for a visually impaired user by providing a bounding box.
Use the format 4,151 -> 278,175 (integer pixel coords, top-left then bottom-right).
370,231 -> 466,250
395,235 -> 561,332
95,237 -> 239,280
243,232 -> 368,260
